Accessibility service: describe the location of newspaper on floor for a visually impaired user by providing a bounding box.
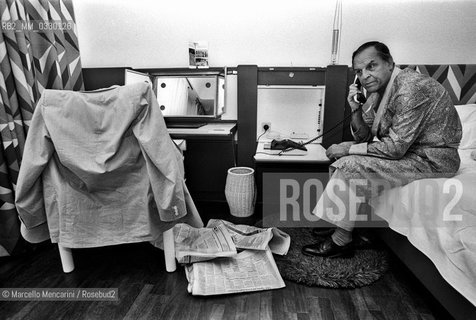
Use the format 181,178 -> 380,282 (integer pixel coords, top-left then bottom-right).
206,219 -> 291,255
184,249 -> 286,296
173,221 -> 237,264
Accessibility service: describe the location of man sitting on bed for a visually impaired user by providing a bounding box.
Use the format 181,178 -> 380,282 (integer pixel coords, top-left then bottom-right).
302,41 -> 462,258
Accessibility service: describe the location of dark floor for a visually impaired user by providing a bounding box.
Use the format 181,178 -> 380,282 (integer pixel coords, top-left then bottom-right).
0,238 -> 452,320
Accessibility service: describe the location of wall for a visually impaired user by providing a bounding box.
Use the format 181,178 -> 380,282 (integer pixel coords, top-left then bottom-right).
74,0 -> 476,122
74,0 -> 476,68
257,87 -> 325,141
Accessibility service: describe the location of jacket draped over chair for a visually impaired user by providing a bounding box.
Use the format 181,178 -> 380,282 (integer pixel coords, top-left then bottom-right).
15,83 -> 203,248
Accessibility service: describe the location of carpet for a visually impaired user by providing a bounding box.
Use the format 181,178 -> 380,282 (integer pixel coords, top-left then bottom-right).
274,228 -> 389,288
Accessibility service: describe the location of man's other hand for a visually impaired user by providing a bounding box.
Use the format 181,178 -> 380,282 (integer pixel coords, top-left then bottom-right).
326,141 -> 356,159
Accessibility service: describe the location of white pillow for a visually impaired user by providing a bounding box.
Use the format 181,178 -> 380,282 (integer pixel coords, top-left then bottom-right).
455,104 -> 476,149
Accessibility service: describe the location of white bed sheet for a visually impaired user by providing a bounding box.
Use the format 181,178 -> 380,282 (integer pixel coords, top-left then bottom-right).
371,149 -> 476,306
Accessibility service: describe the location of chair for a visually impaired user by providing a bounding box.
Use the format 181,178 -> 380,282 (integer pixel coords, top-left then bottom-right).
15,83 -> 203,273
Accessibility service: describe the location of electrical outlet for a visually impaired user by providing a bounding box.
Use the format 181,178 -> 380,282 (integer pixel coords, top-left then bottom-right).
261,122 -> 271,131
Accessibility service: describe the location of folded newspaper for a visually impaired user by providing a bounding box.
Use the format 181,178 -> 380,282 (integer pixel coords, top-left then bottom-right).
185,249 -> 285,296
173,221 -> 237,264
172,219 -> 291,296
207,219 -> 291,255
173,219 -> 291,264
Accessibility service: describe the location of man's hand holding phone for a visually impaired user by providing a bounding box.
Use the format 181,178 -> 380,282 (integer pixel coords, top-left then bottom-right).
347,77 -> 366,112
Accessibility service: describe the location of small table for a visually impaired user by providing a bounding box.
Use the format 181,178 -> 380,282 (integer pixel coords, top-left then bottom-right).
254,142 -> 332,226
254,142 -> 330,164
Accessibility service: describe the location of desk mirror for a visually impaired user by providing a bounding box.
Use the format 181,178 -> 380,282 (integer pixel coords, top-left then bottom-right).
155,74 -> 225,118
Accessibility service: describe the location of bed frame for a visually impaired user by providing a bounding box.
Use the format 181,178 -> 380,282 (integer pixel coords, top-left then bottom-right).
374,64 -> 476,320
375,228 -> 476,319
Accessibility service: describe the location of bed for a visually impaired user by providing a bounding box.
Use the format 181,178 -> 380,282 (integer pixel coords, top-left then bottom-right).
369,65 -> 476,319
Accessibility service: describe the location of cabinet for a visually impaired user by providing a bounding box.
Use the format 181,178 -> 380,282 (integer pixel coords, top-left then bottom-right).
169,123 -> 237,223
254,142 -> 331,227
236,65 -> 351,226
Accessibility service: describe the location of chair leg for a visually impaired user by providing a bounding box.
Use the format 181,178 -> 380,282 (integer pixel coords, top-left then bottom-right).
163,228 -> 176,272
58,245 -> 75,273
58,233 -> 176,273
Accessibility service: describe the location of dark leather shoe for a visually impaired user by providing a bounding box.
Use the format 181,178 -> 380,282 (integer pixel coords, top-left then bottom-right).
302,237 -> 353,258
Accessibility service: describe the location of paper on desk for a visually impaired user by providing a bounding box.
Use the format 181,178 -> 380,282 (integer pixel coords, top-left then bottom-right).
185,249 -> 285,296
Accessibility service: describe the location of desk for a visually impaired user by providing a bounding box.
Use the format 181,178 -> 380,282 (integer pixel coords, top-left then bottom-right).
167,123 -> 236,140
254,142 -> 330,164
254,142 -> 332,226
168,123 -> 237,222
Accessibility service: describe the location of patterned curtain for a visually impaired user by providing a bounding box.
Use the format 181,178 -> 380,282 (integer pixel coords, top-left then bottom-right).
400,65 -> 476,105
0,0 -> 83,256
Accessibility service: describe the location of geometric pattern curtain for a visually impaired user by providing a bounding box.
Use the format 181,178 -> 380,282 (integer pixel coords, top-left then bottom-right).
0,0 -> 83,256
401,65 -> 476,105
415,65 -> 476,105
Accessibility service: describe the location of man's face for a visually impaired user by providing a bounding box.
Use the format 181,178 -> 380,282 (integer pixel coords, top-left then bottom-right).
352,46 -> 393,94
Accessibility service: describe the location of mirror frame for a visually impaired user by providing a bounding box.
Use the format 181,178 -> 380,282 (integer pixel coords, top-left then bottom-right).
150,69 -> 226,119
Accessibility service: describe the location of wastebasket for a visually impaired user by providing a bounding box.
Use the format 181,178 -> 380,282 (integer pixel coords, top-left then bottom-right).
224,167 -> 256,217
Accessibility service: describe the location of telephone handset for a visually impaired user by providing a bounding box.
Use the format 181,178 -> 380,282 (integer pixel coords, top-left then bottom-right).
353,77 -> 367,105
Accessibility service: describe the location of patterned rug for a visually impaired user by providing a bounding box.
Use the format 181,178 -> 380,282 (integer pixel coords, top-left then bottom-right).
274,228 -> 389,288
